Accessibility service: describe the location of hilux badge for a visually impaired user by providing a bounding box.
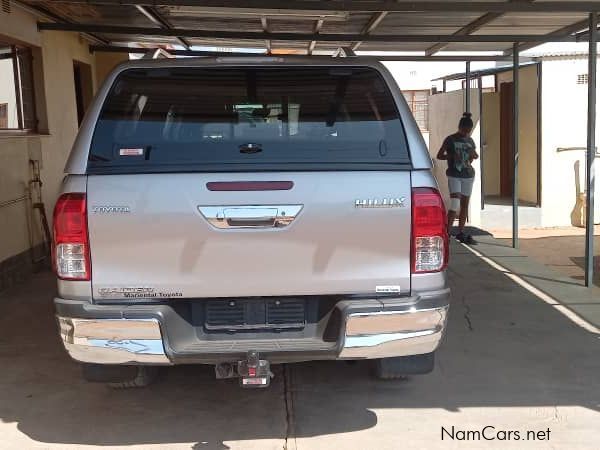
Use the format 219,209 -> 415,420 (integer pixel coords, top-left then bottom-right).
355,198 -> 405,208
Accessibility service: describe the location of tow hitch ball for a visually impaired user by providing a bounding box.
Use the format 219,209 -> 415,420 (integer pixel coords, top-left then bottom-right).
215,351 -> 273,388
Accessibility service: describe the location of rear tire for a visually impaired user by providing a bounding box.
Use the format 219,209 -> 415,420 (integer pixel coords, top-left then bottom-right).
374,352 -> 435,380
82,364 -> 159,388
109,366 -> 159,389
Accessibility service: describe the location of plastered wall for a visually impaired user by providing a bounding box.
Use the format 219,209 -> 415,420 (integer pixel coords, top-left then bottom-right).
540,58 -> 600,227
95,51 -> 129,90
0,6 -> 127,267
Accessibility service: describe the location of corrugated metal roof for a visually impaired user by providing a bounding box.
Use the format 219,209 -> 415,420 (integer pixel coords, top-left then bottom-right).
16,1 -> 599,56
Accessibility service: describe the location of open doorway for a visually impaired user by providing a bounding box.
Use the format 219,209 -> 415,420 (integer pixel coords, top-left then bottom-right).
499,81 -> 515,198
483,65 -> 541,209
73,60 -> 93,126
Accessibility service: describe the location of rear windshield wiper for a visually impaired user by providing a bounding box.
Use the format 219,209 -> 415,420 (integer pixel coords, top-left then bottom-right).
88,153 -> 111,162
239,143 -> 263,154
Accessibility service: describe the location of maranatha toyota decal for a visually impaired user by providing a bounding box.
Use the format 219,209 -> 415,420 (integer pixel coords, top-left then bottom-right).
98,287 -> 183,298
355,197 -> 405,208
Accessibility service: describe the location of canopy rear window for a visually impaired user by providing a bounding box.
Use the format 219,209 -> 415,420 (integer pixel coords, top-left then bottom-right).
87,66 -> 410,173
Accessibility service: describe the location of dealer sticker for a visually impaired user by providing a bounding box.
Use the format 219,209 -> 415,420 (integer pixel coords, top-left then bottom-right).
97,287 -> 183,299
119,148 -> 145,156
376,285 -> 401,293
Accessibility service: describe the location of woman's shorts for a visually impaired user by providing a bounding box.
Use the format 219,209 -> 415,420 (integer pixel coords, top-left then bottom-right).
448,176 -> 475,197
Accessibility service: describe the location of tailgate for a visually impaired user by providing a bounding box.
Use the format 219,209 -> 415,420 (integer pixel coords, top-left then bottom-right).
87,172 -> 412,299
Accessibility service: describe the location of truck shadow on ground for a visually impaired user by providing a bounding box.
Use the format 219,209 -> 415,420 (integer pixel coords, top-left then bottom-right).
0,244 -> 599,448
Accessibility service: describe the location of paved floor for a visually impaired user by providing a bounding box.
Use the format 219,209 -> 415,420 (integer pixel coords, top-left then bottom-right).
1,243 -> 599,449
497,233 -> 600,288
479,198 -> 542,229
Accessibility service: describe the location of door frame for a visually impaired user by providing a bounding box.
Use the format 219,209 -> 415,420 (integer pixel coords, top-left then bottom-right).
499,81 -> 514,198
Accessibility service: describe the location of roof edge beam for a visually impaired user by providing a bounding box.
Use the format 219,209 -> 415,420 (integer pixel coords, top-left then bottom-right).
39,1 -> 600,13
12,0 -> 108,45
89,45 -> 516,61
575,24 -> 600,40
505,16 -> 594,55
91,45 -> 268,56
426,0 -> 535,56
38,23 -> 580,43
425,12 -> 503,56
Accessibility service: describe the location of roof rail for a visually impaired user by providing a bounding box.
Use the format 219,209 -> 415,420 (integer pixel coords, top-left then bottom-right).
332,47 -> 357,57
142,48 -> 174,59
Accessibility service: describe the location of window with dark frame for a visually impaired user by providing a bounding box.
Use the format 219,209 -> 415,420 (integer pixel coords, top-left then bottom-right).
0,42 -> 37,131
402,89 -> 430,132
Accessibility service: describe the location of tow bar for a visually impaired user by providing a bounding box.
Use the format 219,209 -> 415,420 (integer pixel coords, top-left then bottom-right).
215,351 -> 273,388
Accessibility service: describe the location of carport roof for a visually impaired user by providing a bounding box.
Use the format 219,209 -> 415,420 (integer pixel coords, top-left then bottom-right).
12,1 -> 600,57
432,61 -> 538,81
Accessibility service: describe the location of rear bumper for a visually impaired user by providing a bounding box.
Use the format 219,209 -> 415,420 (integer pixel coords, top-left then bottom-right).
55,289 -> 449,365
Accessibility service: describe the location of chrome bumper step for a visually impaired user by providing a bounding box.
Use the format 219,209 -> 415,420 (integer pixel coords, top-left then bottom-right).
55,293 -> 449,365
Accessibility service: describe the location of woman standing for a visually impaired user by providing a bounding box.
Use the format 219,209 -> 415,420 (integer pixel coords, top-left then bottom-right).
436,112 -> 478,245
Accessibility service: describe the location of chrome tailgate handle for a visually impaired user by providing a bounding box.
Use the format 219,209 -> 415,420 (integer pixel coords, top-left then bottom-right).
224,207 -> 278,227
198,205 -> 303,229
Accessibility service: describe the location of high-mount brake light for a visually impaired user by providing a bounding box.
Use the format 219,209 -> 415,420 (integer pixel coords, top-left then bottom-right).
411,188 -> 448,273
53,193 -> 91,281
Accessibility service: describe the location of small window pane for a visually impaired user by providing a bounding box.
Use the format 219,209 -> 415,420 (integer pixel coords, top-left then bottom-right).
0,45 -> 19,129
0,42 -> 37,131
16,47 -> 36,130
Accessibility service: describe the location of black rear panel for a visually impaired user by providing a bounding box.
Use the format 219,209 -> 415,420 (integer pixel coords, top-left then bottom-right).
205,298 -> 307,331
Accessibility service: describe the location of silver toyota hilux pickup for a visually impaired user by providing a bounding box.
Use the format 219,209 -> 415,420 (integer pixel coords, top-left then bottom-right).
53,57 -> 450,388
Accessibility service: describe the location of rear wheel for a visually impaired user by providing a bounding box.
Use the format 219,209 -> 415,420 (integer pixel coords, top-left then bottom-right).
374,352 -> 435,380
82,364 -> 159,388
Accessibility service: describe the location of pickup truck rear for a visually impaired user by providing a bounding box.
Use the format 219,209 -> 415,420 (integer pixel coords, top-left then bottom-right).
53,57 -> 450,387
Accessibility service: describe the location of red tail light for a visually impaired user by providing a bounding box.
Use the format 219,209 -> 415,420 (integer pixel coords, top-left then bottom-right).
53,193 -> 90,281
411,188 -> 448,274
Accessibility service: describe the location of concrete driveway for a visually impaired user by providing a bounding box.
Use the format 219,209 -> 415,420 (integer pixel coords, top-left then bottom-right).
1,244 -> 599,449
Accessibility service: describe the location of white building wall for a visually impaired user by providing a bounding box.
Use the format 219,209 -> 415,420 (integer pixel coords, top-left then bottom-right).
541,58 -> 600,227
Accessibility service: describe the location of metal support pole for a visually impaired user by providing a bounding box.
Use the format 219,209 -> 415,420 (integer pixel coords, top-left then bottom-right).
465,61 -> 471,112
443,79 -> 447,93
479,76 -> 485,210
585,12 -> 597,287
512,43 -> 520,249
